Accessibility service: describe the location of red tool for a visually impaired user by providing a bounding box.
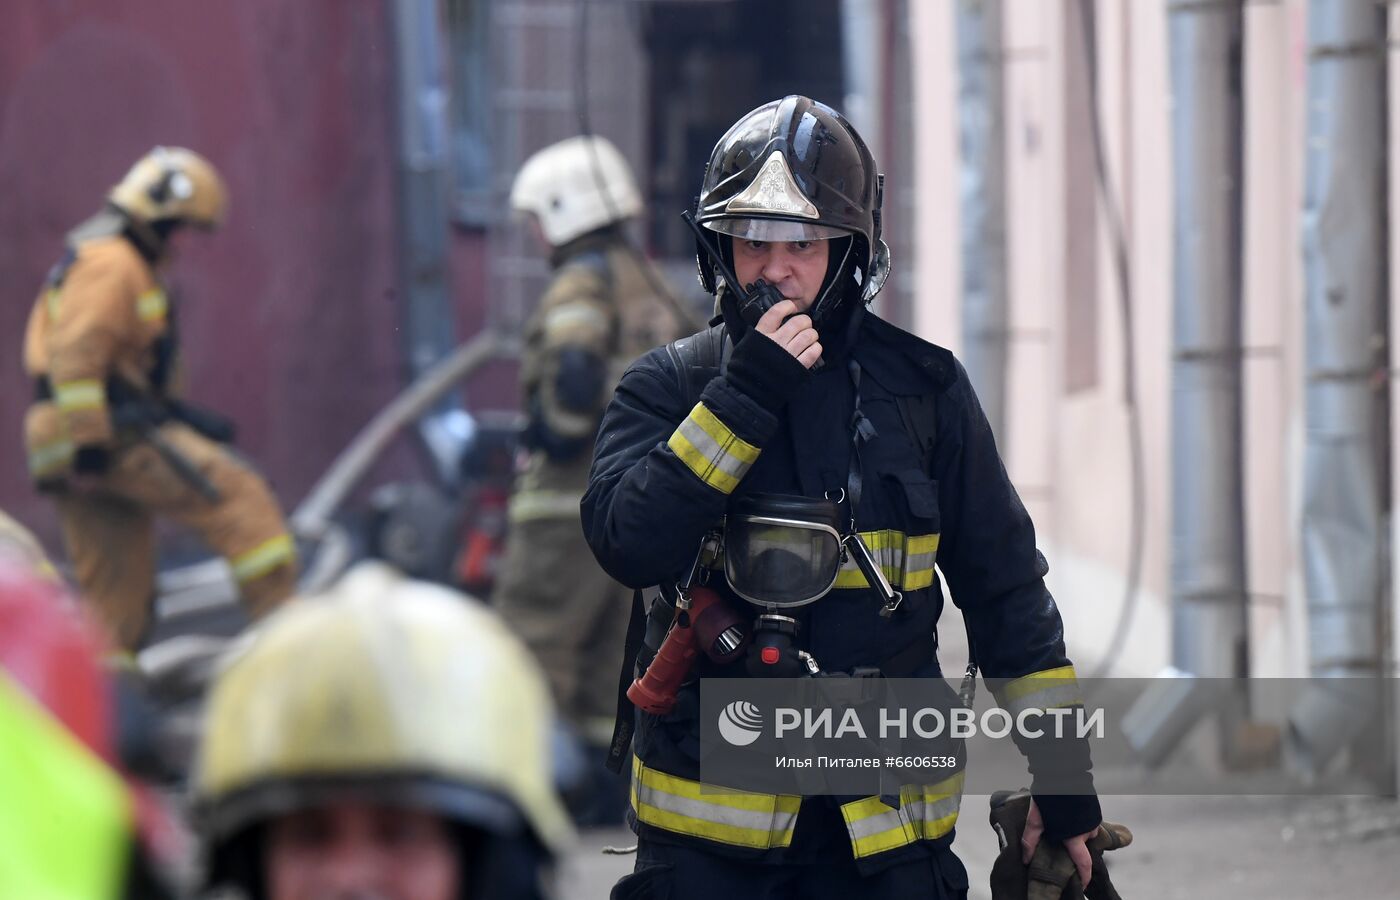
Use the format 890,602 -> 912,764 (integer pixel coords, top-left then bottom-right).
627,585 -> 749,715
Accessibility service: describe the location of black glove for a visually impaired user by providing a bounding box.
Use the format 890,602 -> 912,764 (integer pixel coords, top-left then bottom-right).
72,444 -> 112,476
170,400 -> 237,444
723,328 -> 812,415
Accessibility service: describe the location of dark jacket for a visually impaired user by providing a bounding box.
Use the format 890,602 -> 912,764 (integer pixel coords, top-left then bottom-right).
582,303 -> 1101,864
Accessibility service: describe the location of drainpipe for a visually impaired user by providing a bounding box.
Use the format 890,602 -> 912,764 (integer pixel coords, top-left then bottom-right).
955,0 -> 1007,438
842,0 -> 885,165
1168,0 -> 1249,684
1287,0 -> 1391,784
391,0 -> 471,486
1125,0 -> 1248,768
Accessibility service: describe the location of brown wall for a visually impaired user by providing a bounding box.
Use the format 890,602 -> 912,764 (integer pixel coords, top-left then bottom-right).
0,2 -> 494,545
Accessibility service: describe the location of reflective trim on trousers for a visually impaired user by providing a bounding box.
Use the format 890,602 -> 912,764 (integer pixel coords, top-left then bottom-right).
630,756 -> 800,851
231,534 -> 296,583
840,771 -> 964,859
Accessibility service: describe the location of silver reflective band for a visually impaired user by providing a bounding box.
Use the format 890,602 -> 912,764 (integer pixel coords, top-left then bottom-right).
704,218 -> 850,243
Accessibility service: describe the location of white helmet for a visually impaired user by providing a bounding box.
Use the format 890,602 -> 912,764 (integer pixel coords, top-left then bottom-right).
510,135 -> 642,247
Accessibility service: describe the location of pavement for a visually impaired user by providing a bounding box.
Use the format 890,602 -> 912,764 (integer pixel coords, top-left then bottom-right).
559,794 -> 1400,900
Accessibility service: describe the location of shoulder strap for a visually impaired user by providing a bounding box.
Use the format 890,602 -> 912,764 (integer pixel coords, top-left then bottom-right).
606,589 -> 648,774
664,323 -> 728,408
45,246 -> 78,290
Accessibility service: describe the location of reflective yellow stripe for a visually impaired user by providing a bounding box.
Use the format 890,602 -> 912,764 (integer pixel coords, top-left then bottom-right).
231,534 -> 296,583
53,379 -> 105,412
542,301 -> 609,340
45,287 -> 61,318
667,402 -> 761,494
999,665 -> 1083,715
841,795 -> 919,857
903,533 -> 940,587
27,439 -> 74,477
136,288 -> 168,322
841,771 -> 964,858
904,771 -> 965,841
833,529 -> 940,590
630,757 -> 800,850
508,490 -> 584,523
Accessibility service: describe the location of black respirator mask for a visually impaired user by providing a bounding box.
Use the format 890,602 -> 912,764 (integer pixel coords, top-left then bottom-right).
717,493 -> 904,678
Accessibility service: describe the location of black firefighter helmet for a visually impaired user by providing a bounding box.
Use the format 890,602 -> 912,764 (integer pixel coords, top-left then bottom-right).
693,95 -> 891,323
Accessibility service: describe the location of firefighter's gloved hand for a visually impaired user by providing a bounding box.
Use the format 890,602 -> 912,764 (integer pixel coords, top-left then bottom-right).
989,789 -> 1132,900
726,303 -> 814,415
753,299 -> 821,370
72,443 -> 112,475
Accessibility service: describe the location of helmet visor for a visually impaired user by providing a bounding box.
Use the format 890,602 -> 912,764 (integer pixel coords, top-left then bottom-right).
723,516 -> 843,608
704,217 -> 851,243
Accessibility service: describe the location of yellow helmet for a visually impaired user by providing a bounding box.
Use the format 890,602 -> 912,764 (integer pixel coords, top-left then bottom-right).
107,146 -> 228,229
194,562 -> 572,889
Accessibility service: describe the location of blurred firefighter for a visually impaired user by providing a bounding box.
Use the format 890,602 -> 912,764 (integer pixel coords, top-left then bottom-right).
495,135 -> 691,821
194,561 -> 572,900
0,555 -> 185,898
21,146 -> 297,654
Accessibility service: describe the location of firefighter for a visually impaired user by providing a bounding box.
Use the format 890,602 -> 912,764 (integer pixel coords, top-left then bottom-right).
21,147 -> 297,653
583,97 -> 1102,898
495,135 -> 691,820
193,561 -> 573,900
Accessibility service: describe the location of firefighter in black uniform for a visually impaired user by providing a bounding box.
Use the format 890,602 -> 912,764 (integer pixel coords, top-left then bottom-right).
583,96 -> 1101,899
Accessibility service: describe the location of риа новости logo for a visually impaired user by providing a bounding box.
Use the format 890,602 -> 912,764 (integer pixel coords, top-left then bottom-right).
718,700 -> 764,746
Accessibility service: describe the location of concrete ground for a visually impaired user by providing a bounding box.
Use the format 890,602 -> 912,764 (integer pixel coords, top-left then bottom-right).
559,794 -> 1400,900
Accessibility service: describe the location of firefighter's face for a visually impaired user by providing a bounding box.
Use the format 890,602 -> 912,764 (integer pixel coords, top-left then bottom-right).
732,238 -> 831,312
264,802 -> 461,900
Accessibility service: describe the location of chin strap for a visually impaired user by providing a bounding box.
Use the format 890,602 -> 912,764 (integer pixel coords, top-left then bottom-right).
807,237 -> 857,329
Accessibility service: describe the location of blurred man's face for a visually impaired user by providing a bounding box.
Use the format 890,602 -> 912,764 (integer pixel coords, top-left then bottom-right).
731,237 -> 830,313
265,802 -> 461,900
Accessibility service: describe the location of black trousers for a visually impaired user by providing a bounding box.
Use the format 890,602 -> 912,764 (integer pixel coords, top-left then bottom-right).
611,837 -> 970,900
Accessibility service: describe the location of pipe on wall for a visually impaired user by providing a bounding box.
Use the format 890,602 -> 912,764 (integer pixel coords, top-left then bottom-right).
1288,0 -> 1391,783
391,0 -> 471,485
954,0 -> 1008,438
